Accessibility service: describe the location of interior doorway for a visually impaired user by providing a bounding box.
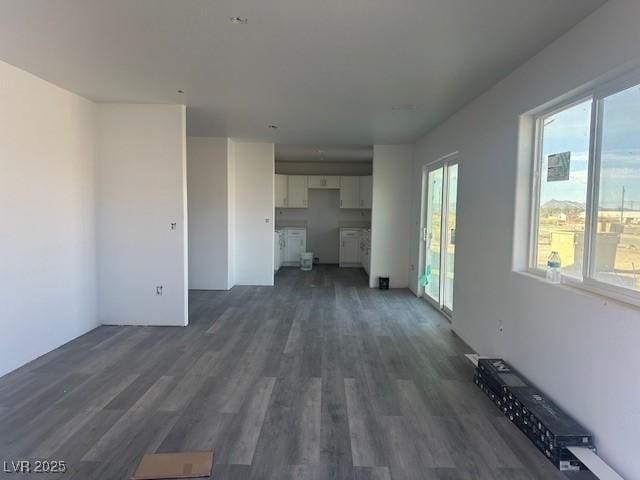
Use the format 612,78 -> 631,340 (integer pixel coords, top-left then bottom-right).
420,157 -> 459,317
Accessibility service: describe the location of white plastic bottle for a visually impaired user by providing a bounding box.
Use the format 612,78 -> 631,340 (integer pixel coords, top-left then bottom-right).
546,251 -> 562,284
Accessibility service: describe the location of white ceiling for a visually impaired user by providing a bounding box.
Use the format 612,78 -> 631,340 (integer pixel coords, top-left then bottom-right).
0,0 -> 605,145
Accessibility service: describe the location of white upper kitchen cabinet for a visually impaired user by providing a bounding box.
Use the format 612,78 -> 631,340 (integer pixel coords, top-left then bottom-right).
308,175 -> 340,189
275,174 -> 288,207
287,175 -> 308,208
359,176 -> 372,209
339,176 -> 360,209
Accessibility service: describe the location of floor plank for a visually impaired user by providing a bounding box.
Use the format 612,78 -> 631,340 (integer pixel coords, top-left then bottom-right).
0,265 -> 580,479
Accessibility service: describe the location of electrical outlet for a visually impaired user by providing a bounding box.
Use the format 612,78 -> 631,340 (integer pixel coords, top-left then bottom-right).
170,222 -> 177,230
497,319 -> 504,333
156,286 -> 163,296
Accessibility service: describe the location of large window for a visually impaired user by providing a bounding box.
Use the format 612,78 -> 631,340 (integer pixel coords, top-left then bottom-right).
530,76 -> 640,303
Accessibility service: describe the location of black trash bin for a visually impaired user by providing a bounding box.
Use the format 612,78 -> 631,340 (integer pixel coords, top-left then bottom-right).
378,276 -> 390,290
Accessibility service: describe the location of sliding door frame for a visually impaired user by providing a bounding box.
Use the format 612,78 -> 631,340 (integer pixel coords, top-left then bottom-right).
419,153 -> 459,319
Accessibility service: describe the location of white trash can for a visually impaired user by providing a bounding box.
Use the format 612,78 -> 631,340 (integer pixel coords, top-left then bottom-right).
300,252 -> 314,271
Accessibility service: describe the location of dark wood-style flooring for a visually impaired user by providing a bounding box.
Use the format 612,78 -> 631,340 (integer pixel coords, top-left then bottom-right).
0,266 -> 593,479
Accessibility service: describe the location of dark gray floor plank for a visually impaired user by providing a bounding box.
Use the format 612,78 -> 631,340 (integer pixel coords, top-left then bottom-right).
222,376 -> 277,465
344,378 -> 389,468
0,265 -> 582,480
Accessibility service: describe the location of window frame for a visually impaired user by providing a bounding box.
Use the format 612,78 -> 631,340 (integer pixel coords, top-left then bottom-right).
528,69 -> 640,308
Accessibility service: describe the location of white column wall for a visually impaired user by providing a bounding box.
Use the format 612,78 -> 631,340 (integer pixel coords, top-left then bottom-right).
96,104 -> 188,326
370,145 -> 414,288
187,137 -> 229,290
230,140 -> 275,286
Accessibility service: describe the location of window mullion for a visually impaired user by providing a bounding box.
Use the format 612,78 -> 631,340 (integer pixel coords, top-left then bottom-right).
583,97 -> 604,282
529,118 -> 544,270
439,163 -> 450,309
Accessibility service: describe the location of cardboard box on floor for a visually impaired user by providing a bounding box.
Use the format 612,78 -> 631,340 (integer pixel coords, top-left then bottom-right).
132,451 -> 214,480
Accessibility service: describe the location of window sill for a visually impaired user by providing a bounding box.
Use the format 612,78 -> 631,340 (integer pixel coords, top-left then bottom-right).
517,269 -> 640,311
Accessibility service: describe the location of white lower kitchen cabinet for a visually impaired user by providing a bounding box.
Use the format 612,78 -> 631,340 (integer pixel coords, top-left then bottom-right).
284,228 -> 306,265
339,228 -> 361,266
274,231 -> 285,272
274,232 -> 281,272
279,232 -> 285,269
361,229 -> 371,275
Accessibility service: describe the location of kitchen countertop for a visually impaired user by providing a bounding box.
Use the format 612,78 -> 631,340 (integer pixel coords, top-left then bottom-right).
275,221 -> 307,229
338,222 -> 371,229
276,222 -> 370,230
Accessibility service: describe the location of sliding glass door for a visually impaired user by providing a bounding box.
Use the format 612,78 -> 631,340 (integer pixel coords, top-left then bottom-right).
443,164 -> 458,311
423,168 -> 443,303
421,159 -> 458,316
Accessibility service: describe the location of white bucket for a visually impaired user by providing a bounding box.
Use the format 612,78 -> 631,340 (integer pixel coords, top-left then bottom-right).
300,252 -> 314,271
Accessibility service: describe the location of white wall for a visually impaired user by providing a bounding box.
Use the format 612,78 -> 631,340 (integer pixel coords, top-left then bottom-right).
0,60 -> 98,377
187,137 -> 229,290
370,145 -> 413,288
410,2 -> 640,477
231,140 -> 274,286
96,104 -> 188,326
